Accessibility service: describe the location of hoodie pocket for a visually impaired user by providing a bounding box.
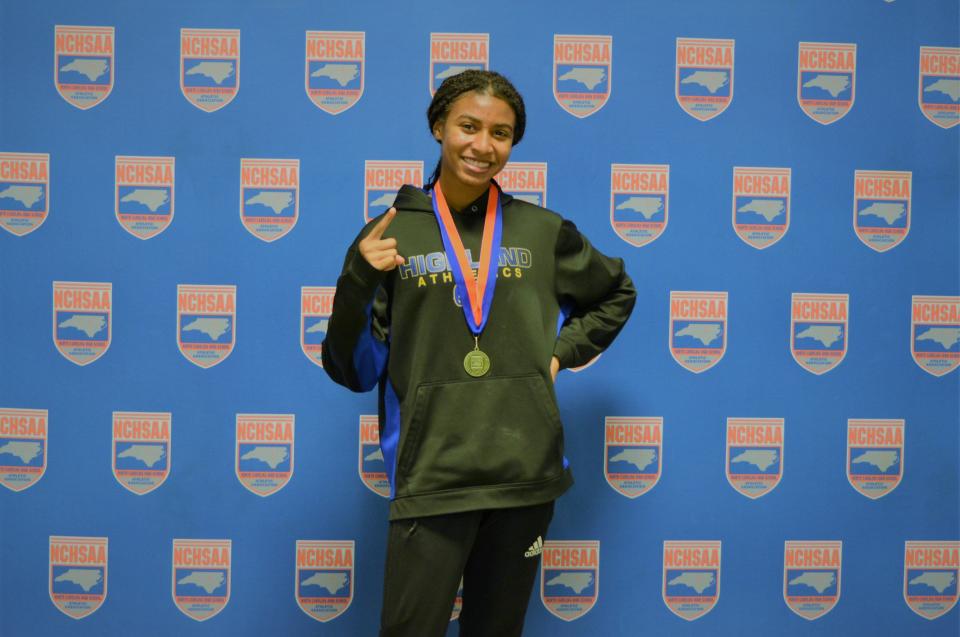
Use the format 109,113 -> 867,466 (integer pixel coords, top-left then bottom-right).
397,373 -> 564,496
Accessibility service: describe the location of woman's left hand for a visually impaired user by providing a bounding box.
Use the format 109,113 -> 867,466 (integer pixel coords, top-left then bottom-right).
550,356 -> 560,383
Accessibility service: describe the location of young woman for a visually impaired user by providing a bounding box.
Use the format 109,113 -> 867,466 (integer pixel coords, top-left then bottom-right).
322,70 -> 636,637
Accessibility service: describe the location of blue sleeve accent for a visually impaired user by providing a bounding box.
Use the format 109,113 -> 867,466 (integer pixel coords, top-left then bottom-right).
351,300 -> 389,391
382,381 -> 401,500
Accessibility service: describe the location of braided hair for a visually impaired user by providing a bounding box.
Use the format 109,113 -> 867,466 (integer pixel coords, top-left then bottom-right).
425,69 -> 526,189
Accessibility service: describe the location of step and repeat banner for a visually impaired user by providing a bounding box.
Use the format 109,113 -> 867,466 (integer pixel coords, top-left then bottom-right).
1,1 -> 958,635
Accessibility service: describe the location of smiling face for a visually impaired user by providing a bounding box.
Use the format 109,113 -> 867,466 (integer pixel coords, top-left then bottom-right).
433,90 -> 516,210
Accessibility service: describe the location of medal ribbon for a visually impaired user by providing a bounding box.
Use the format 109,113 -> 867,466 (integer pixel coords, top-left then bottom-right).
430,181 -> 502,335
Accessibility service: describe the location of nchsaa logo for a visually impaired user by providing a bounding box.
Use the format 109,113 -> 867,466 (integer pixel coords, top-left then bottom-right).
0,408 -> 47,492
854,170 -> 910,252
364,161 -> 423,223
112,411 -> 170,495
296,540 -> 354,622
429,33 -> 488,96
662,540 -> 721,620
240,158 -> 299,242
611,164 -> 668,248
115,156 -> 174,240
177,284 -> 236,368
180,29 -> 239,112
172,539 -> 231,621
676,38 -> 733,121
359,415 -> 389,498
53,281 -> 111,366
798,42 -> 856,125
236,414 -> 294,496
301,286 -> 335,367
847,419 -> 903,499
670,291 -> 727,373
784,540 -> 842,620
554,34 -> 612,118
54,26 -> 114,110
0,152 -> 49,236
791,293 -> 848,375
903,540 -> 959,620
732,167 -> 790,249
911,296 -> 960,376
604,416 -> 662,498
726,418 -> 783,499
918,47 -> 959,129
49,536 -> 108,619
499,162 -> 547,208
541,540 -> 599,621
306,31 -> 364,114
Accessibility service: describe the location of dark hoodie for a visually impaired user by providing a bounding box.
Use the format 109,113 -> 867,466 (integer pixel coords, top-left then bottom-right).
322,183 -> 636,520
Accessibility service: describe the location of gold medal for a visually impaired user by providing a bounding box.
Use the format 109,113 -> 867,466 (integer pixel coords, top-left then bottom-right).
464,348 -> 491,377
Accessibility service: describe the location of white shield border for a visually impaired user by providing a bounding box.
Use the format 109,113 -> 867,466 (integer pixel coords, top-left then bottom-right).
238,158 -> 300,243
176,285 -> 236,369
304,32 -> 365,115
358,415 -> 389,498
363,161 -> 423,224
789,294 -> 848,376
111,411 -> 171,496
782,541 -> 842,621
903,541 -> 960,620
609,166 -> 669,248
853,171 -> 911,253
845,419 -> 904,500
428,33 -> 489,97
52,282 -> 112,367
661,541 -> 721,622
603,418 -> 662,499
114,156 -> 175,241
48,536 -> 108,620
300,286 -> 335,368
0,152 -> 50,237
234,415 -> 294,498
796,42 -> 857,126
294,540 -> 355,623
917,47 -> 959,130
731,168 -> 790,250
669,293 -> 728,374
540,541 -> 600,622
53,26 -> 115,111
0,408 -> 48,493
171,539 -> 232,622
910,296 -> 960,377
674,38 -> 734,122
724,418 -> 784,500
179,29 -> 240,114
553,35 -> 612,119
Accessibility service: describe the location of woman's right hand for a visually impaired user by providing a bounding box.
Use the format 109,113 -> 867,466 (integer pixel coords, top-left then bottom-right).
359,207 -> 405,271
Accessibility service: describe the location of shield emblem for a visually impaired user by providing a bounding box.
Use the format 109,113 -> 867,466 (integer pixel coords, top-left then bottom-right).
53,281 -> 112,366
791,293 -> 848,375
112,411 -> 171,495
0,408 -> 47,492
54,25 -> 114,110
177,284 -> 236,368
301,286 -> 335,367
115,156 -> 174,240
429,33 -> 488,96
0,152 -> 49,237
296,540 -> 354,622
676,38 -> 734,121
172,539 -> 231,621
364,161 -> 423,223
553,34 -> 612,118
500,162 -> 547,208
797,42 -> 856,125
611,164 -> 668,247
669,291 -> 727,373
541,540 -> 599,621
180,28 -> 239,112
911,295 -> 960,376
918,46 -> 959,129
904,541 -> 960,620
847,419 -> 904,499
306,31 -> 365,114
854,170 -> 910,252
663,540 -> 721,620
236,414 -> 294,497
240,158 -> 299,242
732,167 -> 790,249
604,417 -> 662,498
49,536 -> 108,619
726,418 -> 783,499
784,541 -> 842,620
359,415 -> 389,498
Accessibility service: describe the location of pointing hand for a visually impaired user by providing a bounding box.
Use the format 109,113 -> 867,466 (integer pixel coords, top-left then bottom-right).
359,208 -> 405,271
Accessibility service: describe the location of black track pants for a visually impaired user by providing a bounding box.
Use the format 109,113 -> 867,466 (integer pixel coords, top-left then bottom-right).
379,501 -> 555,637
